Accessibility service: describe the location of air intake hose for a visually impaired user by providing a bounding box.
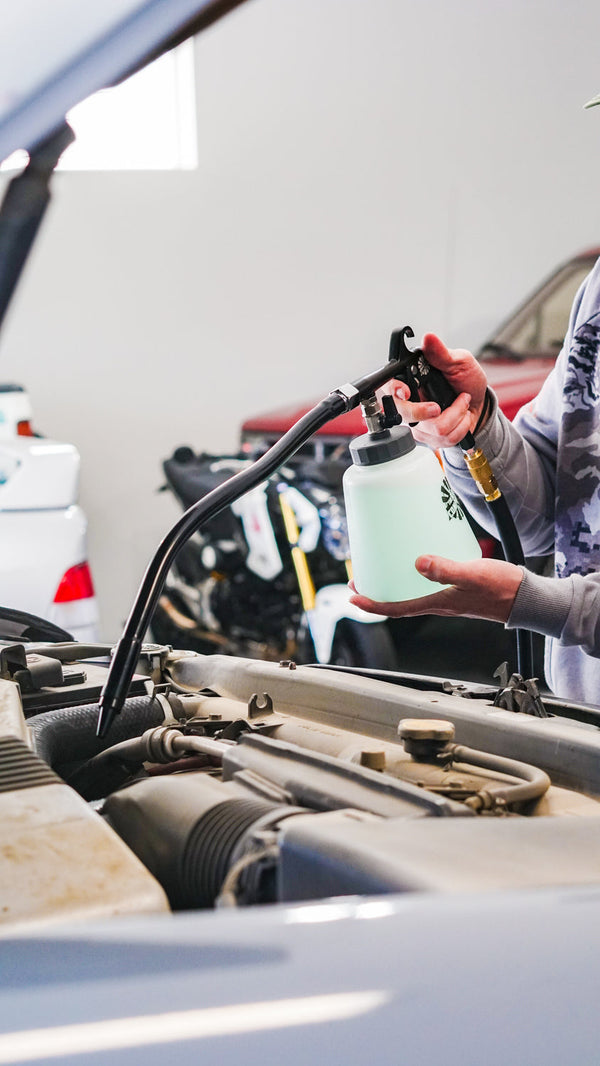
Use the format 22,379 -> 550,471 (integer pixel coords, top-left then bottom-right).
104,773 -> 302,909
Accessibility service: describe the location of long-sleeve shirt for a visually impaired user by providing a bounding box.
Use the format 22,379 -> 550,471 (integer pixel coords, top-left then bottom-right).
443,256 -> 600,703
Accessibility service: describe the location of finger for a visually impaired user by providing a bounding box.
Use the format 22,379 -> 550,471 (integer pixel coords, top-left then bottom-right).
416,554 -> 481,588
418,392 -> 471,435
396,398 -> 442,423
348,588 -> 453,618
422,333 -> 487,410
444,410 -> 475,446
422,333 -> 474,370
388,383 -> 440,423
421,333 -> 455,370
388,380 -> 410,401
411,403 -> 473,448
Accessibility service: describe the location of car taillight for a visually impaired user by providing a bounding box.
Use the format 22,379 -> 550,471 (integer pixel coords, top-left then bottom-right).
53,562 -> 95,603
16,420 -> 33,436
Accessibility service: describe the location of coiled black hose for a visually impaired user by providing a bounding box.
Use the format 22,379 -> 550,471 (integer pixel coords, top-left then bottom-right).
28,695 -> 164,772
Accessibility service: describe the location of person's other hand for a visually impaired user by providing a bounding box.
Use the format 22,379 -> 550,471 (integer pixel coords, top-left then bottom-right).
349,555 -> 523,624
385,333 -> 489,449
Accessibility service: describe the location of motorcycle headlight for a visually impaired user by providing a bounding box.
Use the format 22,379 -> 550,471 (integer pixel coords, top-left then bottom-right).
320,504 -> 350,561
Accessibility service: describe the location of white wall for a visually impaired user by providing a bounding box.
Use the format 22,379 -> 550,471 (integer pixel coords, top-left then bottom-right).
1,0 -> 600,638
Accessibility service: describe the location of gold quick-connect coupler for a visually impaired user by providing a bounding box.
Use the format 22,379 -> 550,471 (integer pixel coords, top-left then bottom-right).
463,448 -> 501,502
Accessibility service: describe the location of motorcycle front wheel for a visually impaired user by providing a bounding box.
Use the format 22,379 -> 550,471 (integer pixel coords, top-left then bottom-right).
329,619 -> 397,671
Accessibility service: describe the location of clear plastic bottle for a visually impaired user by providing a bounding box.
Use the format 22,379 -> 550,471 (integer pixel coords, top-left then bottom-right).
343,424 -> 481,602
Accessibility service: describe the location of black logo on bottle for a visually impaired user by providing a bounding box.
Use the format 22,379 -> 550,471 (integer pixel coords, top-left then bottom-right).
441,477 -> 465,521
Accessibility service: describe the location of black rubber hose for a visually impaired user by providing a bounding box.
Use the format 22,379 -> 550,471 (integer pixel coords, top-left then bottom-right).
485,494 -> 535,679
97,347 -> 428,738
28,695 -> 164,771
97,393 -> 349,736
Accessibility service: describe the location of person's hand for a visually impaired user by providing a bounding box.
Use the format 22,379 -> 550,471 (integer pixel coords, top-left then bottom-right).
385,333 -> 489,449
349,555 -> 523,624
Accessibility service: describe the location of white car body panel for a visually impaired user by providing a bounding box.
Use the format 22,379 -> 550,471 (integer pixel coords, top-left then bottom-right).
0,437 -> 99,639
0,388 -> 33,439
0,504 -> 99,640
0,438 -> 79,510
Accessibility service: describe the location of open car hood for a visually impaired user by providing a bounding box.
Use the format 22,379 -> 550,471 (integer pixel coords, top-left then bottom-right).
0,0 -> 248,161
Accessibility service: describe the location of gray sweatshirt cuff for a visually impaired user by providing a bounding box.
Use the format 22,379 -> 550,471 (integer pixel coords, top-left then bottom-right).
507,567 -> 574,638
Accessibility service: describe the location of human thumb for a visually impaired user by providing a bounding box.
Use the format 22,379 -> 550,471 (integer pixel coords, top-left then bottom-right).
421,333 -> 453,370
415,554 -> 472,587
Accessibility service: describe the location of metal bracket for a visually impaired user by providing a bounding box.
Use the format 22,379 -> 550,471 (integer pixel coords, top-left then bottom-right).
248,692 -> 274,719
493,664 -> 548,718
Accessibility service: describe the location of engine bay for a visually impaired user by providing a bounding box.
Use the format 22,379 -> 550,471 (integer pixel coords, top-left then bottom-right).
3,641 -> 600,932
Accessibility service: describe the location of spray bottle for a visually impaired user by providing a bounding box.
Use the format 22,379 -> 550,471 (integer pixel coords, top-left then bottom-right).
342,393 -> 481,602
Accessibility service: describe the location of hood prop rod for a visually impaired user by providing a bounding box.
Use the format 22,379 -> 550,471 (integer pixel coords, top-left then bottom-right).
0,121 -> 74,333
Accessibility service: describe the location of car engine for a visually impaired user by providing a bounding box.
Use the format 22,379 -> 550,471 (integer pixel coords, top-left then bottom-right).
3,640 -> 600,932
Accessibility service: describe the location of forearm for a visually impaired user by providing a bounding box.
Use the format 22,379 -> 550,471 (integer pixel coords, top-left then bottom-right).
442,390 -> 557,557
509,568 -> 600,657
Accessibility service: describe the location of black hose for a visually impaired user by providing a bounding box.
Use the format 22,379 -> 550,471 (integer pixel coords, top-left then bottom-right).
486,494 -> 534,679
97,393 -> 349,736
97,345 -> 430,738
28,695 -> 164,771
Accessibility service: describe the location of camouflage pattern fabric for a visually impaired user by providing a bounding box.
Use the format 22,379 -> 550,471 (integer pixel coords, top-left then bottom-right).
556,316 -> 600,579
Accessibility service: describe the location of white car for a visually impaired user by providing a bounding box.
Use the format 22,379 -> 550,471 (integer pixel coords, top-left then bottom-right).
0,383 -> 99,641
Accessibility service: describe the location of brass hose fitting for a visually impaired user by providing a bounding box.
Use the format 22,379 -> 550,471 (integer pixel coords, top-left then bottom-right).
463,448 -> 501,502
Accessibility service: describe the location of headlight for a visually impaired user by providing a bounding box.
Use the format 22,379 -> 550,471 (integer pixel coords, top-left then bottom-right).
320,502 -> 350,561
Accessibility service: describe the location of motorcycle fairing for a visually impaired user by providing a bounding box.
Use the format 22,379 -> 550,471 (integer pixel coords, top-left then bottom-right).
308,584 -> 387,664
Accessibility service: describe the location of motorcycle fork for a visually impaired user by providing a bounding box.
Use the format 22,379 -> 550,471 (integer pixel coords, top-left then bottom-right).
278,493 -> 317,612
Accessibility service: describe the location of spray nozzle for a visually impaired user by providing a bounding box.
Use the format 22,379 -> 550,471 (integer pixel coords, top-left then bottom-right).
382,394 -> 402,427
360,393 -> 402,435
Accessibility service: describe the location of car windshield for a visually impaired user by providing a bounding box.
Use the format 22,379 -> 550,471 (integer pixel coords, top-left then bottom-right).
479,258 -> 594,362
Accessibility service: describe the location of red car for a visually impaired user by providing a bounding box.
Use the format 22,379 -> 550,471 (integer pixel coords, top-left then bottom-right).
241,248 -> 599,454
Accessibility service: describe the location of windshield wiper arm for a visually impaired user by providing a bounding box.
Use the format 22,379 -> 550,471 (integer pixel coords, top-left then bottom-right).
479,341 -> 526,362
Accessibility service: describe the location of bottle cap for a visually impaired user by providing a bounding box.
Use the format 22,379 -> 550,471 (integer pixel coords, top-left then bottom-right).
349,424 -> 416,466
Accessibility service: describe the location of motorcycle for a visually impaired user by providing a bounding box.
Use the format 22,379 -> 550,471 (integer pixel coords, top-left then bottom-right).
150,445 -> 397,668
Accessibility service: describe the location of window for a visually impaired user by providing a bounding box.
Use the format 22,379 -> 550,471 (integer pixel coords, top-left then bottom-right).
504,263 -> 591,358
2,41 -> 197,172
482,258 -> 594,362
